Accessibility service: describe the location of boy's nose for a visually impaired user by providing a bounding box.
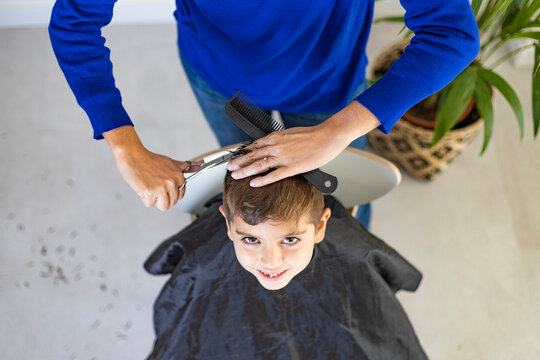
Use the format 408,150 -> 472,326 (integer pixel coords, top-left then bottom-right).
260,244 -> 283,269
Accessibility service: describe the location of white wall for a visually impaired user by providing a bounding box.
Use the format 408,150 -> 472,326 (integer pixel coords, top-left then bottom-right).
0,0 -> 404,28
0,0 -> 177,28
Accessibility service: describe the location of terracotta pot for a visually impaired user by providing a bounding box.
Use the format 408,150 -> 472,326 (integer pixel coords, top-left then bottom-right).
402,98 -> 476,129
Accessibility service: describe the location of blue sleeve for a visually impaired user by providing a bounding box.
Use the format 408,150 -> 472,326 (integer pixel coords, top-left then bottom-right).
48,0 -> 133,139
355,0 -> 480,134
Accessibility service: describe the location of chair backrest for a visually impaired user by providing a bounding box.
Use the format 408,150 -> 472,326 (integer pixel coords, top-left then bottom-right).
175,144 -> 401,215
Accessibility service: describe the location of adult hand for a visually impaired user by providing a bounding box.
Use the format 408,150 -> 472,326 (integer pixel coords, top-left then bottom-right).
226,101 -> 380,187
104,126 -> 200,211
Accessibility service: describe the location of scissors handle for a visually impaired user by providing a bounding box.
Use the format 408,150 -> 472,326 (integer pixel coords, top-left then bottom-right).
177,154 -> 233,192
177,149 -> 244,192
177,170 -> 201,192
178,167 -> 205,191
178,180 -> 187,192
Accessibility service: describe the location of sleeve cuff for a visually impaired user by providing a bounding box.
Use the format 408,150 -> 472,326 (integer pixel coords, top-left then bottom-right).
69,76 -> 134,139
354,62 -> 433,135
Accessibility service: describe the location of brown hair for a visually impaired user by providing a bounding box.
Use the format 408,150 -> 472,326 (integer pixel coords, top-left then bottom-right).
223,170 -> 325,226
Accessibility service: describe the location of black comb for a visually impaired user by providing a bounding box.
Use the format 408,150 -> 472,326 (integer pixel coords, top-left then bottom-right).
225,91 -> 338,194
226,92 -> 284,138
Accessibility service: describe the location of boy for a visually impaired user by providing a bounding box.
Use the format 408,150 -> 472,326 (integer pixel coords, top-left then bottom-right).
220,170 -> 330,291
144,171 -> 427,359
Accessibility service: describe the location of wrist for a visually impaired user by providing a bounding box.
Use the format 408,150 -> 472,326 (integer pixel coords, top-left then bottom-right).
103,126 -> 144,158
325,101 -> 380,144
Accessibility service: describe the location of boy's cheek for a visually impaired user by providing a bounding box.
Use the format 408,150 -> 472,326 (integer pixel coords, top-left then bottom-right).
231,244 -> 252,269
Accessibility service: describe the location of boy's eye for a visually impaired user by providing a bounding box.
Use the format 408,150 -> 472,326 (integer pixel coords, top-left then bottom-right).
241,237 -> 259,245
282,237 -> 299,245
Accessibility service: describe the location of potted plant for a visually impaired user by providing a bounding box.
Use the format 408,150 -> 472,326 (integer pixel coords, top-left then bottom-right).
367,0 -> 539,180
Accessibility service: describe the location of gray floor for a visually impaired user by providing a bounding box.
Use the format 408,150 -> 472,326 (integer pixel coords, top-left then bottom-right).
1,23 -> 539,360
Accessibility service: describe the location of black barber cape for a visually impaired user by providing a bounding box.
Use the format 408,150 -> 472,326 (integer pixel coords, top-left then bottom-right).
144,195 -> 428,360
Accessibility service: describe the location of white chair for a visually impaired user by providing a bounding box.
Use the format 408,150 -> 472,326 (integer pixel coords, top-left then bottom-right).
175,144 -> 401,215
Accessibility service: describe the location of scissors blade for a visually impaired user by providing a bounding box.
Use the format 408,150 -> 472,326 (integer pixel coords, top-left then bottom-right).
197,152 -> 237,171
178,151 -> 239,191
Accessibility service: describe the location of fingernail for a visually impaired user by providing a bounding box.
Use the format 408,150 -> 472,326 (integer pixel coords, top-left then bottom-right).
231,172 -> 238,179
250,180 -> 259,187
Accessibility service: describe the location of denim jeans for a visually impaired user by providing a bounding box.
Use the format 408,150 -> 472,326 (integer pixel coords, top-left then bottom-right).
179,50 -> 371,230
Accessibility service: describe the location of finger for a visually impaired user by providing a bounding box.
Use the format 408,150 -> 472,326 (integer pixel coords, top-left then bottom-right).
140,193 -> 157,208
231,156 -> 275,179
172,159 -> 203,172
227,145 -> 271,171
249,167 -> 293,187
248,134 -> 274,149
187,159 -> 204,172
178,182 -> 186,201
175,170 -> 188,199
172,160 -> 188,171
155,190 -> 170,212
168,180 -> 179,209
172,160 -> 191,172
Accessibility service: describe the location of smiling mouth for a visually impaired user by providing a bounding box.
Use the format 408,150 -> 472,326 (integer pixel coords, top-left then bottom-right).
258,269 -> 288,280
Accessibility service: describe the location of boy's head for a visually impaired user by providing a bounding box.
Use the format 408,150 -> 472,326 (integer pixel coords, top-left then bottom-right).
220,170 -> 331,290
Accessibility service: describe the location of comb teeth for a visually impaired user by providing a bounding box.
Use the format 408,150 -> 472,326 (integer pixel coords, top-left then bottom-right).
229,91 -> 285,134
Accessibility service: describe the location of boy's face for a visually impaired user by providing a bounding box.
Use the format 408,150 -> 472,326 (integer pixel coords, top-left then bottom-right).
220,206 -> 331,290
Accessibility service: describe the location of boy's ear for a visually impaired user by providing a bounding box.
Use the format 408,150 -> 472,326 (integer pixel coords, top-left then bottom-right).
219,205 -> 226,219
314,208 -> 331,244
219,205 -> 233,240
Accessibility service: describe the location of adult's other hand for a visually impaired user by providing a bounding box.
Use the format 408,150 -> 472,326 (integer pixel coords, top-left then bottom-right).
226,101 -> 380,187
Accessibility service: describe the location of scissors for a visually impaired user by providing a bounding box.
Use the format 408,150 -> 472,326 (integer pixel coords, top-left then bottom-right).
178,151 -> 241,192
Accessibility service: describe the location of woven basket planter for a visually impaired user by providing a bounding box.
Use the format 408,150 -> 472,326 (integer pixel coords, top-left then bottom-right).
367,116 -> 483,181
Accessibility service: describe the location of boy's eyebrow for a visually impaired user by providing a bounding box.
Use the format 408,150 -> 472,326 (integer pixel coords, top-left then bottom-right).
235,229 -> 307,238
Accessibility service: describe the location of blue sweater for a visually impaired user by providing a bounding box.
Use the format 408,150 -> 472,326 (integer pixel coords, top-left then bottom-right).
49,0 -> 479,139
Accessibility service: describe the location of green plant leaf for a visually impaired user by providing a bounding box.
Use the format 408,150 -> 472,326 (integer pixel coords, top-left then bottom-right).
477,67 -> 525,139
476,0 -> 494,30
501,2 -> 521,29
489,43 -> 535,69
533,44 -> 540,137
373,16 -> 405,24
525,20 -> 540,29
474,78 -> 495,155
507,31 -> 540,41
472,0 -> 483,17
431,67 -> 477,147
471,0 -> 482,17
504,0 -> 540,34
479,0 -> 514,32
398,24 -> 408,35
512,0 -> 528,11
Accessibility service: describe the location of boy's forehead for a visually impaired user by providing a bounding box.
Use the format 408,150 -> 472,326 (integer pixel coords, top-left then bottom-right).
230,214 -> 314,236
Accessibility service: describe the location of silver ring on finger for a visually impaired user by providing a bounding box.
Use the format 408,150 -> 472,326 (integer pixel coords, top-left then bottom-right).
184,160 -> 192,172
263,156 -> 270,170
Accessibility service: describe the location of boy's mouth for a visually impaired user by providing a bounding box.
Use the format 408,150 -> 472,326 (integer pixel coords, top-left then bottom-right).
258,269 -> 287,281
